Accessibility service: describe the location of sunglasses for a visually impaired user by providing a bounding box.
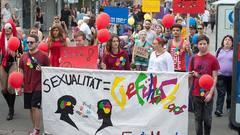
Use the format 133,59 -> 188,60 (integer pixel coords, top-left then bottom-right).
5,27 -> 12,30
27,41 -> 36,44
54,18 -> 59,20
198,28 -> 203,30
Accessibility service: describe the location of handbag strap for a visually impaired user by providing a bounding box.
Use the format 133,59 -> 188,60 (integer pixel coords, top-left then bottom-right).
27,52 -> 40,68
191,55 -> 195,70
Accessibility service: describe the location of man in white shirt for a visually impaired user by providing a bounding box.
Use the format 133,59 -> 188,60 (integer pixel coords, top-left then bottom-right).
80,16 -> 92,43
1,3 -> 12,26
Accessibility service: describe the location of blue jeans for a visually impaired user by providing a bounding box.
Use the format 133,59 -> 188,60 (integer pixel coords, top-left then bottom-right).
216,75 -> 232,113
193,96 -> 214,135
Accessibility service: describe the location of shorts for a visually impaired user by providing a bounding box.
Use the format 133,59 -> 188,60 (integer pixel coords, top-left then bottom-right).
203,22 -> 208,27
134,56 -> 148,66
24,91 -> 42,109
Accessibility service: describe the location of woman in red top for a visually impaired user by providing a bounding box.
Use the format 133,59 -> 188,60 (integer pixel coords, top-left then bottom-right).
101,34 -> 130,70
47,24 -> 70,67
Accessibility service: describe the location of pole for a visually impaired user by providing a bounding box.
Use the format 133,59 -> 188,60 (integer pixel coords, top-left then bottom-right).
186,13 -> 190,41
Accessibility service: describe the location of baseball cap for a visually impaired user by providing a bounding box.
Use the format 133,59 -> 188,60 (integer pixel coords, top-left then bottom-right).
4,23 -> 12,30
83,16 -> 90,20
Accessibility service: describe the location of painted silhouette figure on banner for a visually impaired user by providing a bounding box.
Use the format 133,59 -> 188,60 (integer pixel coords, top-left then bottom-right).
95,99 -> 113,134
55,95 -> 79,130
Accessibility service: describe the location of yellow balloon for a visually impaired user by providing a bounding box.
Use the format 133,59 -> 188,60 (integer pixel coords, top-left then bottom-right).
144,14 -> 152,20
128,17 -> 135,25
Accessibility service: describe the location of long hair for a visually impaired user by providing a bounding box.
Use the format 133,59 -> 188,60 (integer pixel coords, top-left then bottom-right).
221,35 -> 233,48
47,23 -> 67,48
105,34 -> 121,54
0,19 -> 17,56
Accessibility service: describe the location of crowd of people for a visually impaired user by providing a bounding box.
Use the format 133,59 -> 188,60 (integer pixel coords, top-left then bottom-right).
0,2 -> 239,135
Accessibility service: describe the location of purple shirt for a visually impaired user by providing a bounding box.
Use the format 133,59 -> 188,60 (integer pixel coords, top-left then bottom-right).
217,49 -> 233,76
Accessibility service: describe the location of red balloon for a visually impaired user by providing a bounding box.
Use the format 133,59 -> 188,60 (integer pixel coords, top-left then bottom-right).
162,14 -> 175,29
8,71 -> 24,89
96,13 -> 110,30
8,37 -> 20,51
199,74 -> 214,90
38,42 -> 49,52
97,29 -> 110,43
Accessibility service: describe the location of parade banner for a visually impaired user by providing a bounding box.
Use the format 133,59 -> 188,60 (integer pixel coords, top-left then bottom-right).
104,7 -> 128,24
42,67 -> 188,135
133,46 -> 149,59
142,0 -> 160,12
60,46 -> 98,69
173,0 -> 205,14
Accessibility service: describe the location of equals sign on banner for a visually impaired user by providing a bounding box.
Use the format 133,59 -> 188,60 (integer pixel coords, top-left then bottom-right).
103,81 -> 111,91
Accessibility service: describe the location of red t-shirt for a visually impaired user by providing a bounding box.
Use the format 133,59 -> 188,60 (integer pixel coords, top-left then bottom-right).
169,39 -> 186,71
103,50 -> 130,70
19,50 -> 50,93
188,53 -> 220,96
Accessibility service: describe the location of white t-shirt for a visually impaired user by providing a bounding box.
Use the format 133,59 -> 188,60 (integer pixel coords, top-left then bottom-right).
147,51 -> 174,72
1,8 -> 11,23
201,10 -> 210,22
79,22 -> 92,41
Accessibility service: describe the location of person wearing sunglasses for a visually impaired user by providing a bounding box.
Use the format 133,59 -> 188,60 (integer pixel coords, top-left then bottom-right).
191,24 -> 205,54
0,21 -> 23,121
53,16 -> 68,35
19,34 -> 50,135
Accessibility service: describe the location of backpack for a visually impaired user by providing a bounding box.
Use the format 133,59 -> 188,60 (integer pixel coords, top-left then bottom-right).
216,47 -> 223,58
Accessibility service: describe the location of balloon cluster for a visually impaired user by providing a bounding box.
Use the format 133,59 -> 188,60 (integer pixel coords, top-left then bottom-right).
96,13 -> 110,43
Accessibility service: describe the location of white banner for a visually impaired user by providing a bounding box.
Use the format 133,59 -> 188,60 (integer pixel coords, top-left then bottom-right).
42,67 -> 189,135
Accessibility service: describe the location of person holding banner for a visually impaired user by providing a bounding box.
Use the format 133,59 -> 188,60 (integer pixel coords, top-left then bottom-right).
47,24 -> 70,67
188,35 -> 219,135
148,37 -> 174,72
19,34 -> 50,135
0,21 -> 22,121
73,31 -> 87,46
101,34 -> 130,70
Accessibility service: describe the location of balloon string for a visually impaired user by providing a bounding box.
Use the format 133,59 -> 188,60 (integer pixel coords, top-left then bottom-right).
17,50 -> 20,72
15,50 -> 20,96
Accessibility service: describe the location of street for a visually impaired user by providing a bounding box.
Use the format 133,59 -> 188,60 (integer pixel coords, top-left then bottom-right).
0,28 -> 239,135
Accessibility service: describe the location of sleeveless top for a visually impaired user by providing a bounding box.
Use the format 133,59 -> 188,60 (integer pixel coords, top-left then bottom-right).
36,13 -> 43,24
49,40 -> 65,67
168,39 -> 186,71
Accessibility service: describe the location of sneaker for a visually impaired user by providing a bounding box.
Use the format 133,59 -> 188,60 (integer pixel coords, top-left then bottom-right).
30,129 -> 40,135
227,108 -> 231,113
215,110 -> 223,117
